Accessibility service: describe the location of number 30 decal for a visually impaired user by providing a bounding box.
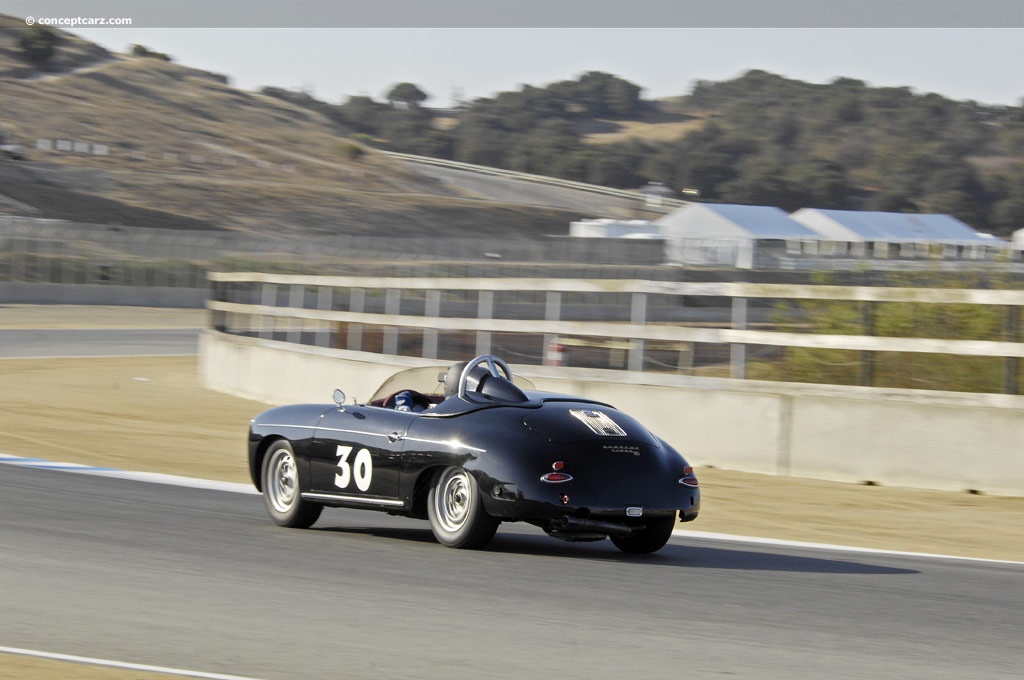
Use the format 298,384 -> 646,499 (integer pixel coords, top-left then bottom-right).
335,445 -> 373,492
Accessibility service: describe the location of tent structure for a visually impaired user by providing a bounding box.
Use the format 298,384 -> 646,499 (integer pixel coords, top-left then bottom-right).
654,203 -> 820,268
790,208 -> 994,243
656,203 -> 819,240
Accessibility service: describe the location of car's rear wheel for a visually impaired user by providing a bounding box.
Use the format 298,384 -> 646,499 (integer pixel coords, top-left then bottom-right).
427,466 -> 499,549
261,440 -> 322,528
610,516 -> 675,554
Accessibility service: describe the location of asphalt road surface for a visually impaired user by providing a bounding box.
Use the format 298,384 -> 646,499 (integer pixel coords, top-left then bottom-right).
0,328 -> 200,358
2,465 -> 1021,680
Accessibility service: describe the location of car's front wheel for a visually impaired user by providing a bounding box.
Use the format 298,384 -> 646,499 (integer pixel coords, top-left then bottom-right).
610,516 -> 675,553
427,466 -> 499,548
261,440 -> 322,528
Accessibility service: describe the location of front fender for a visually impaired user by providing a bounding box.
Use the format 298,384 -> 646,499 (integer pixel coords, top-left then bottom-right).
248,404 -> 333,490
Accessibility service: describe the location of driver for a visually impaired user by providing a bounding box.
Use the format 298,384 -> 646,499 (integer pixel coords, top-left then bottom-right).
392,390 -> 427,413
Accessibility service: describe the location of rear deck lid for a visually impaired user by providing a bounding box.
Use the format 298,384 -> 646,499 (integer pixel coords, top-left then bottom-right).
523,404 -> 661,446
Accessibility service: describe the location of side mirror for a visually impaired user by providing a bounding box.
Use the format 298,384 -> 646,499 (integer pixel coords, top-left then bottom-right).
333,389 -> 346,411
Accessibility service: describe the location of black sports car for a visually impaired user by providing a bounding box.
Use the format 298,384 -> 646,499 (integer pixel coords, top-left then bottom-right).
249,355 -> 700,553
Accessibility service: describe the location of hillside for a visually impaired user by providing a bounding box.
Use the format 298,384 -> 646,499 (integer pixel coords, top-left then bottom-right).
0,19 -> 583,238
3,19 -> 1023,238
314,70 -> 1024,236
0,14 -> 111,78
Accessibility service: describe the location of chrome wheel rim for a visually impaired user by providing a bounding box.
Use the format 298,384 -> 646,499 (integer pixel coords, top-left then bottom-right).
434,468 -> 472,533
266,447 -> 298,513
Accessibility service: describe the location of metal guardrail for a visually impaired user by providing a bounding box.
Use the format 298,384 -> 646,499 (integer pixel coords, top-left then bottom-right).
207,272 -> 1024,394
380,150 -> 691,209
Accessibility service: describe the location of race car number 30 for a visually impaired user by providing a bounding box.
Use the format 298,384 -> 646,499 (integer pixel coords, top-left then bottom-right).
335,445 -> 373,491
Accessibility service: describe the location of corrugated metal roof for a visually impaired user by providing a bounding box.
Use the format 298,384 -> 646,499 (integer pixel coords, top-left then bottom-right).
804,209 -> 990,242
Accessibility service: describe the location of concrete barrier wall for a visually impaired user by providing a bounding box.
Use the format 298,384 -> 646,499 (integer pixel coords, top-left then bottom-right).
200,331 -> 1024,496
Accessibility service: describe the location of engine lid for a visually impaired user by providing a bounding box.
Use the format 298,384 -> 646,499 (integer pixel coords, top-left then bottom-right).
523,404 -> 661,446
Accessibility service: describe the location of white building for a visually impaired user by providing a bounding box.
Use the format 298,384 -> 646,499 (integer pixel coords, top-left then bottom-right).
569,218 -> 661,239
655,203 -> 820,268
790,208 -> 996,243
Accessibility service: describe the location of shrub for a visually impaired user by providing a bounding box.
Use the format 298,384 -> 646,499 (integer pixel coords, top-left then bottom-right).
18,27 -> 59,63
130,44 -> 172,62
340,143 -> 366,161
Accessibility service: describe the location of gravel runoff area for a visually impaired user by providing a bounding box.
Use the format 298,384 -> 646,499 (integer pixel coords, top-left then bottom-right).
2,305 -> 1023,679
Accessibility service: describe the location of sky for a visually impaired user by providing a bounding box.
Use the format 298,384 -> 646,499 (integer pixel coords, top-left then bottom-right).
68,27 -> 1024,109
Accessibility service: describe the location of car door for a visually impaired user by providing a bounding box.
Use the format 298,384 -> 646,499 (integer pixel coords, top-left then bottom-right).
308,405 -> 414,501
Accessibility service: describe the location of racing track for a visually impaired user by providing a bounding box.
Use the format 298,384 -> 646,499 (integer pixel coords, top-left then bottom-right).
3,323 -> 1023,679
0,327 -> 201,358
2,464 -> 1023,680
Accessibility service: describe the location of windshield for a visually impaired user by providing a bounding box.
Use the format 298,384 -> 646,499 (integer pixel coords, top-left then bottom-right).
369,365 -> 536,404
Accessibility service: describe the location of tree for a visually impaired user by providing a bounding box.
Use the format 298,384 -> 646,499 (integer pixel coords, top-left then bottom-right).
927,190 -> 986,227
18,27 -> 58,63
867,190 -> 918,213
336,95 -> 388,133
990,197 -> 1024,234
829,93 -> 864,124
787,158 -> 853,208
130,44 -> 172,61
386,83 -> 429,108
561,72 -> 642,118
771,109 -> 802,149
719,158 -> 803,210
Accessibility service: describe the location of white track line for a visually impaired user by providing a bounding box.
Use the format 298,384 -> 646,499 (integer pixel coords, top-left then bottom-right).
0,454 -> 256,494
3,453 -> 1020,566
670,529 -> 1024,566
0,645 -> 267,680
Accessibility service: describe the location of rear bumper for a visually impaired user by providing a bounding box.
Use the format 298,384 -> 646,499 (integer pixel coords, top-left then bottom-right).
483,483 -> 701,524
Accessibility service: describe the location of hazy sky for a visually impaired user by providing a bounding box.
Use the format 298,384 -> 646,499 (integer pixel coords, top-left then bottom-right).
70,28 -> 1023,108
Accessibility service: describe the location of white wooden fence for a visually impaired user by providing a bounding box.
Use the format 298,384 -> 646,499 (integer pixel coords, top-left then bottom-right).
208,272 -> 1024,394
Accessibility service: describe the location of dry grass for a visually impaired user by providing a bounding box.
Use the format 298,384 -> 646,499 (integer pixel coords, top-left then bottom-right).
967,155 -> 1024,174
0,654 -> 199,680
0,355 -> 263,483
579,107 -> 708,145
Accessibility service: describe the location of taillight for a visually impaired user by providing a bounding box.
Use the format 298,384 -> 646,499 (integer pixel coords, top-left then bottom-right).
679,475 -> 699,487
541,472 -> 573,483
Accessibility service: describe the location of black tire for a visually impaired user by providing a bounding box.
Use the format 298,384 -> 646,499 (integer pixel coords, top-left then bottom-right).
261,440 -> 322,528
610,516 -> 675,554
427,467 -> 499,549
